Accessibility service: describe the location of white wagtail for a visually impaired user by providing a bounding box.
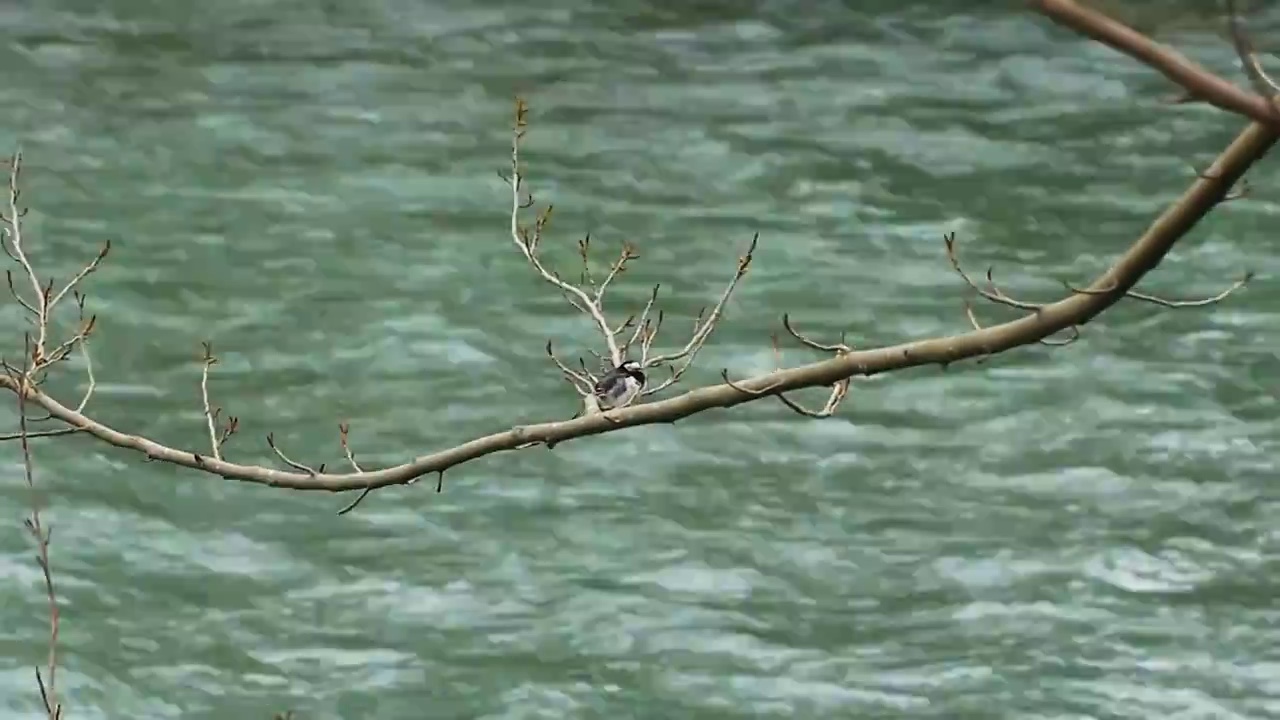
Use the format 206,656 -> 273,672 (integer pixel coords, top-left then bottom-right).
592,359 -> 646,411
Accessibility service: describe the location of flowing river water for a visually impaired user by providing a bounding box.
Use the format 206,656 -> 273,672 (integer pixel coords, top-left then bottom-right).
1,1 -> 1278,718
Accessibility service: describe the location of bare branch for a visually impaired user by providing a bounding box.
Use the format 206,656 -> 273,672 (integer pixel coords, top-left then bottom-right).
336,423 -> 372,515
1226,0 -> 1280,104
0,156 -> 100,446
0,4 -> 1271,501
338,423 -> 365,473
7,358 -> 62,719
621,285 -> 661,356
6,270 -> 36,316
0,108 -> 1269,493
943,232 -> 1044,312
1031,0 -> 1280,126
782,313 -> 848,353
576,234 -> 595,290
770,329 -> 851,418
1,153 -> 48,358
545,340 -> 594,396
46,240 -> 109,321
507,100 -> 758,404
42,315 -> 95,369
266,433 -> 323,476
594,241 -> 640,304
1063,272 -> 1253,307
964,299 -> 1078,352
719,368 -> 785,397
948,223 -> 1249,331
641,233 -> 758,395
0,337 -> 95,441
199,342 -> 225,461
509,99 -> 623,365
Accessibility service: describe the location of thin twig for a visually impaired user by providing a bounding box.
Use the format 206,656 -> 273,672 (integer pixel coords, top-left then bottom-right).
719,368 -> 785,397
641,234 -> 758,395
943,232 -> 1044,311
9,352 -> 62,719
963,298 -> 1078,352
336,422 -> 373,515
200,342 -> 223,461
593,242 -> 639,304
0,338 -> 95,441
1062,272 -> 1253,307
0,1 -> 1270,499
772,322 -> 852,417
2,153 -> 50,362
621,285 -> 661,357
266,432 -> 322,475
545,340 -> 594,394
509,99 -> 623,365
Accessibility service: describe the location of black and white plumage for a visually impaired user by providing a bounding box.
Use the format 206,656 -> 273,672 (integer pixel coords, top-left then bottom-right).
592,359 -> 646,411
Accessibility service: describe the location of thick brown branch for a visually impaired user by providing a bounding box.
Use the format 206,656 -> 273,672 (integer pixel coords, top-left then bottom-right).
9,107 -> 1266,494
0,6 -> 1272,498
1031,0 -> 1280,126
3,104 -> 1268,493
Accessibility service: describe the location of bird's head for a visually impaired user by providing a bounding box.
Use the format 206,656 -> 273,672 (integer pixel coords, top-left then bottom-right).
617,359 -> 645,382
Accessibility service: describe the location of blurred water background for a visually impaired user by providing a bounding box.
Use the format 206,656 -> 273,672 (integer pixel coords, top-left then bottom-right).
1,0 -> 1278,718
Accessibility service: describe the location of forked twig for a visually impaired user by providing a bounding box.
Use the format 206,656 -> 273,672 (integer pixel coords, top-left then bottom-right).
715,317 -> 854,417
943,232 -> 1044,311
774,316 -> 853,417
508,99 -> 623,366
336,422 -> 372,515
0,338 -> 95,441
1062,272 -> 1253,307
508,99 -> 758,406
266,433 -> 323,476
948,228 -> 1250,337
641,233 -> 759,396
963,298 -> 1079,353
0,1 -> 1269,509
545,340 -> 594,394
1,151 -> 109,373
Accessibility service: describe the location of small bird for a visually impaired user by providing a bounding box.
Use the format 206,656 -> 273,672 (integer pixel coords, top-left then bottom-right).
592,359 -> 646,411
